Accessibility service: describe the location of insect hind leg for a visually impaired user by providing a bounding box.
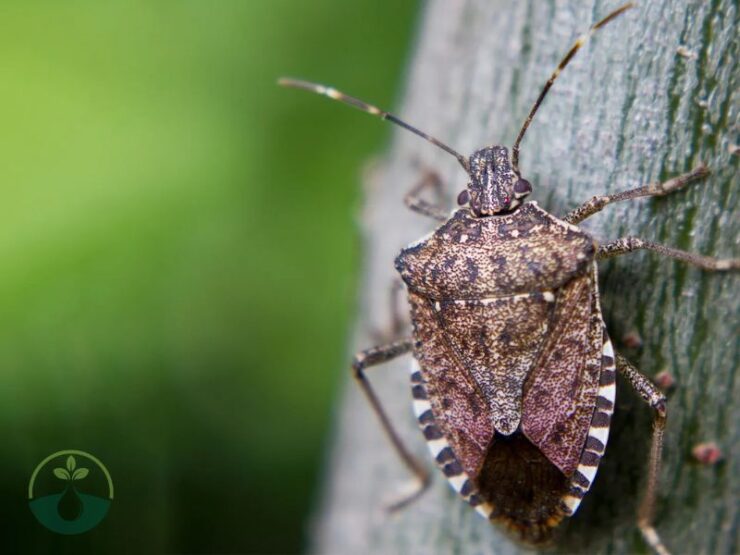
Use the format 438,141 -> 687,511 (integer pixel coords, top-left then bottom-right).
616,353 -> 670,555
351,338 -> 432,511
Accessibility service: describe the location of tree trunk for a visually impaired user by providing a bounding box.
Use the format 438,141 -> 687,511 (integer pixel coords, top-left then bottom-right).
313,1 -> 738,554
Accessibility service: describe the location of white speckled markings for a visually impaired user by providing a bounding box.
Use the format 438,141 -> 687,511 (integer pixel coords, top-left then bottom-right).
409,360 -> 493,518
560,331 -> 616,515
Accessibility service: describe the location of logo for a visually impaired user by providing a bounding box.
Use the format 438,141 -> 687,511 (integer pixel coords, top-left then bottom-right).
28,450 -> 113,535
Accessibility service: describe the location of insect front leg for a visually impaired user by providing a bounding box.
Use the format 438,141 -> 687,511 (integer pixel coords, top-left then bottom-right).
615,353 -> 670,555
596,237 -> 740,270
351,338 -> 432,510
404,169 -> 449,221
564,165 -> 709,225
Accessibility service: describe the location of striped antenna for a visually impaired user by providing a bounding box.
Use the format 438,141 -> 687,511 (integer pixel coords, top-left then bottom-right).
278,78 -> 469,172
511,2 -> 635,174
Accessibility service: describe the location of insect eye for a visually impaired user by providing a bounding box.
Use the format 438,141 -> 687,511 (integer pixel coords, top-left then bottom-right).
514,179 -> 532,195
457,190 -> 470,206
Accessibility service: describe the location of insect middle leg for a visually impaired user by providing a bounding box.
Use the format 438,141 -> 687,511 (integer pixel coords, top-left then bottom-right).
564,165 -> 709,225
597,237 -> 740,270
615,353 -> 670,555
352,338 -> 432,510
369,279 -> 408,344
404,169 -> 449,221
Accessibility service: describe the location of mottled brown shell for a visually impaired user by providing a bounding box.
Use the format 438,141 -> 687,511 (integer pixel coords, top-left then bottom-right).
396,202 -> 609,539
396,202 -> 595,299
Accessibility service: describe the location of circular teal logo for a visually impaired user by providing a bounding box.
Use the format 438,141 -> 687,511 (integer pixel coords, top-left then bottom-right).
28,450 -> 113,534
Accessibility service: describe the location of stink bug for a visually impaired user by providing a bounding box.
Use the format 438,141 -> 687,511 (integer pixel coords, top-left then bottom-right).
280,3 -> 738,554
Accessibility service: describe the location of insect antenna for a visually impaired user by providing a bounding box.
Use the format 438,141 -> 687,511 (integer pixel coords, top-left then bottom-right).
511,2 -> 635,174
278,78 -> 469,171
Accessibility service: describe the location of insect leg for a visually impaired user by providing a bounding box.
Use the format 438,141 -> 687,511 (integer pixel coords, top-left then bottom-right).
615,353 -> 670,555
597,236 -> 740,270
352,338 -> 432,510
564,165 -> 709,225
404,169 -> 449,221
370,280 -> 408,344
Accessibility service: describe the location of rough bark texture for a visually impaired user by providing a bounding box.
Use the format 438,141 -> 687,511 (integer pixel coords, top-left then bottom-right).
314,1 -> 738,554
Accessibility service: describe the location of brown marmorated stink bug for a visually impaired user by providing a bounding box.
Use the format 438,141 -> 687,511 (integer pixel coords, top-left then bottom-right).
280,3 -> 738,554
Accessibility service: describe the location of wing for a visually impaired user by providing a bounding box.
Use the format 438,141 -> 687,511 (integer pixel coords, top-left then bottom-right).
431,293 -> 554,435
521,264 -> 603,476
407,290 -> 494,477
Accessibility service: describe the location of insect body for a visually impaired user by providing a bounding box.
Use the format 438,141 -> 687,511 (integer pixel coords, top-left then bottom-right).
280,3 -> 738,554
396,157 -> 609,542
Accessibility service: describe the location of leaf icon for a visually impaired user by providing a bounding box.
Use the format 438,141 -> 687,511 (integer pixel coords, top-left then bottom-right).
54,468 -> 71,480
66,455 -> 76,472
72,468 -> 89,481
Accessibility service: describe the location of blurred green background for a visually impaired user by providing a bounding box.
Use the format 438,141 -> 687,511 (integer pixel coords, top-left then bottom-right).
0,1 -> 418,553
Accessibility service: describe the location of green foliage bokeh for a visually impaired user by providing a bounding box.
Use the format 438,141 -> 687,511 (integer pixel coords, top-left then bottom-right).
0,1 -> 417,553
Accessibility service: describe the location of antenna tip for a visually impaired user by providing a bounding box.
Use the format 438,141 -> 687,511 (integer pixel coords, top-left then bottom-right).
277,77 -> 295,87
277,78 -> 325,95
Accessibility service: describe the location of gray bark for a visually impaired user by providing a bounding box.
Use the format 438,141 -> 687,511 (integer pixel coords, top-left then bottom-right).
314,1 -> 738,554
